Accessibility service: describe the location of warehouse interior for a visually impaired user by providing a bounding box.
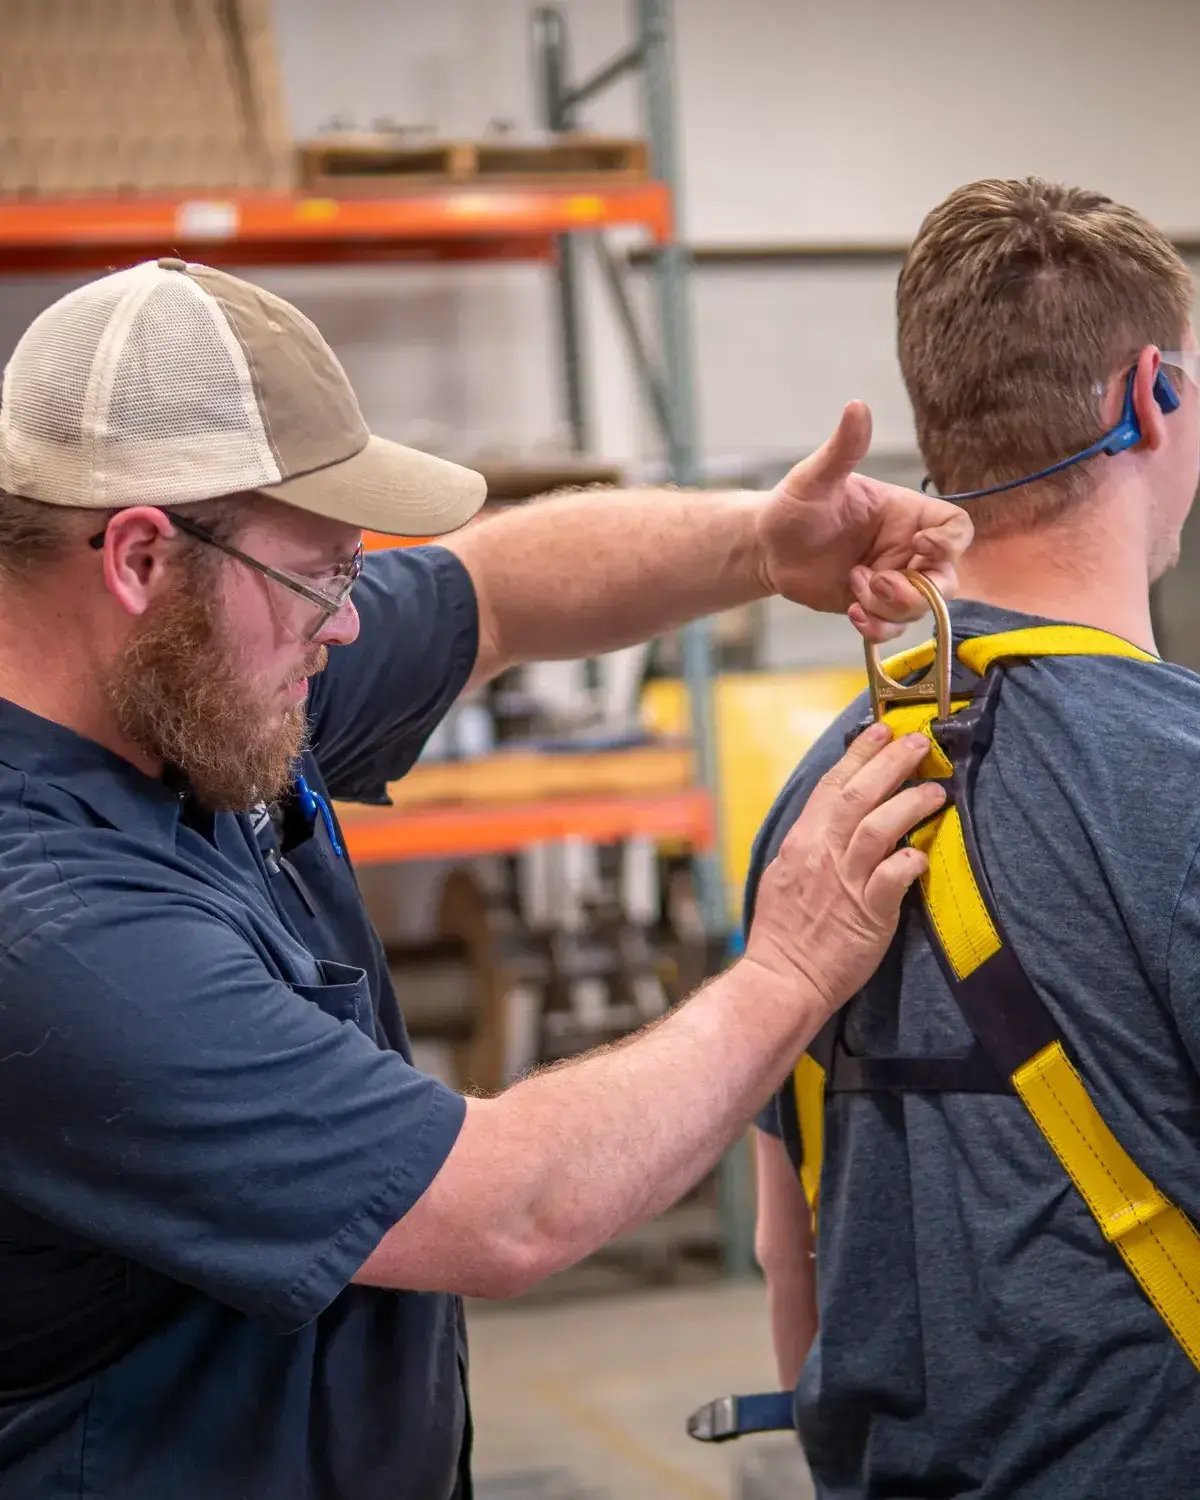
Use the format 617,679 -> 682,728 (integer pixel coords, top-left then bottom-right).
3,2 -> 1200,1498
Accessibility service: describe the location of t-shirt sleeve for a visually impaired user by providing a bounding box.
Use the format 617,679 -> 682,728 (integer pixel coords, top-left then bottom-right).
0,899 -> 466,1333
749,778 -> 792,1138
755,1094 -> 785,1137
305,544 -> 479,804
1165,839 -> 1200,1075
746,704 -> 865,1142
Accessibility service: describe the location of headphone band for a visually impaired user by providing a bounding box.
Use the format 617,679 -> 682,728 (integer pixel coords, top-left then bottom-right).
923,365 -> 1180,503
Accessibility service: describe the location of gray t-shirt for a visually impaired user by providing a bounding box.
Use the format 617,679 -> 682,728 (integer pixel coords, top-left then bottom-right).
754,601 -> 1200,1499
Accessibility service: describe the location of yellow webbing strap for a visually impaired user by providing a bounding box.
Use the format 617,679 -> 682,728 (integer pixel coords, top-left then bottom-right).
877,626 -> 1158,983
871,695 -> 1002,981
793,623 -> 1200,1370
1014,1043 -> 1200,1367
793,1052 -> 825,1222
880,623 -> 1157,688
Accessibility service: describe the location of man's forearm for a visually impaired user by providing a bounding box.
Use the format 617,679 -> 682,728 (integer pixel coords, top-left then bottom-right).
353,728 -> 935,1301
484,957 -> 825,1285
446,486 -> 767,680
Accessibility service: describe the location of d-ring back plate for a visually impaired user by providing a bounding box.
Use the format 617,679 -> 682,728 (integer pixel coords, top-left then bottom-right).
864,572 -> 952,721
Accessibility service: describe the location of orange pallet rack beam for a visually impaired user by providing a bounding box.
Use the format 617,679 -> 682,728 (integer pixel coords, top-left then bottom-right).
0,183 -> 674,272
336,786 -> 713,866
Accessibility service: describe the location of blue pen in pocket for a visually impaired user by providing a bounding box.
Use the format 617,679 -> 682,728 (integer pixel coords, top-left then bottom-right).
294,773 -> 344,859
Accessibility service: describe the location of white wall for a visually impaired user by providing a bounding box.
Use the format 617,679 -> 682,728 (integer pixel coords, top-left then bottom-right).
5,0 -> 1200,603
8,0 -> 1200,466
268,0 -> 1200,462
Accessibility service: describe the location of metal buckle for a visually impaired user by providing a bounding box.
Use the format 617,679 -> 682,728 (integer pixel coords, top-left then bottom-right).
863,571 -> 952,722
685,1394 -> 737,1443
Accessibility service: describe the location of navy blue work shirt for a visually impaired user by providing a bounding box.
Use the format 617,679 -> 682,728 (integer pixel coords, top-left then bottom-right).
0,545 -> 479,1500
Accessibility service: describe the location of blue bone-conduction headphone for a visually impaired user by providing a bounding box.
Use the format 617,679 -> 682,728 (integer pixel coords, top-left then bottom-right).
922,364 -> 1180,503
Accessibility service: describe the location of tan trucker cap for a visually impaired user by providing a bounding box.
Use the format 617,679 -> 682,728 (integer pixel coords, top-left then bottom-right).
0,257 -> 487,536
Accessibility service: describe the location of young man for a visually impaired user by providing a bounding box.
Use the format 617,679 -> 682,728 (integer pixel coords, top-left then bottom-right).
0,258 -> 967,1500
753,178 -> 1200,1498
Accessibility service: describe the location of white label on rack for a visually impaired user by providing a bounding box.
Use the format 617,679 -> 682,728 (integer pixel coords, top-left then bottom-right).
174,201 -> 240,241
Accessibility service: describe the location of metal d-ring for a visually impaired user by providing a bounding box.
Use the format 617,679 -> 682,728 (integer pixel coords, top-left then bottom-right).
864,571 -> 952,722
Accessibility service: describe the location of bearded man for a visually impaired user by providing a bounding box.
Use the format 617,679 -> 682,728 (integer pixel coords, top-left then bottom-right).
0,257 -> 968,1500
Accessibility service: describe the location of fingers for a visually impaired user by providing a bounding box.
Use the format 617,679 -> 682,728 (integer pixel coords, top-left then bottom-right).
811,729 -> 931,838
863,846 -> 929,922
847,545 -> 966,641
911,505 -> 974,564
848,602 -> 906,644
841,488 -> 973,632
872,571 -> 938,619
742,723 -> 946,1018
846,564 -> 930,633
813,719 -> 894,792
843,780 -> 945,887
803,401 -> 873,487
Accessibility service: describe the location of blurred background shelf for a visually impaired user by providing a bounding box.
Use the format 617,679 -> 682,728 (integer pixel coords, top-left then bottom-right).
0,182 -> 674,271
339,784 -> 713,865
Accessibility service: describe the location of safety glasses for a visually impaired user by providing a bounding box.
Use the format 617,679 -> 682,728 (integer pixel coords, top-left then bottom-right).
89,515 -> 364,643
1159,350 -> 1200,389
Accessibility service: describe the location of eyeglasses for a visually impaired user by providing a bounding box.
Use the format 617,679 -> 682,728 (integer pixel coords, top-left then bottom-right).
88,515 -> 364,643
1160,351 -> 1200,389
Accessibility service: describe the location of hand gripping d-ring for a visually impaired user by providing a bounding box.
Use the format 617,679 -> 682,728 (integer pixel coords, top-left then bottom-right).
864,571 -> 952,722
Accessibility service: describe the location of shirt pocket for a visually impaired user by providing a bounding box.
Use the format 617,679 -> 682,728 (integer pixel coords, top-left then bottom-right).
290,959 -> 374,1040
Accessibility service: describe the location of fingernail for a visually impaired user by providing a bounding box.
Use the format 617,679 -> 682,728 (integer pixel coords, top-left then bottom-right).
906,733 -> 928,749
873,577 -> 896,600
864,722 -> 891,743
926,782 -> 947,802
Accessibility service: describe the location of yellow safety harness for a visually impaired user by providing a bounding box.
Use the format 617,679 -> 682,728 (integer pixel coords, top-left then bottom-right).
794,610 -> 1200,1372
688,598 -> 1200,1447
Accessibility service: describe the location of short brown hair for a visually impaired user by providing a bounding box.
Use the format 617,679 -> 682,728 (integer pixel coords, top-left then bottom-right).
897,177 -> 1193,537
0,493 -> 247,583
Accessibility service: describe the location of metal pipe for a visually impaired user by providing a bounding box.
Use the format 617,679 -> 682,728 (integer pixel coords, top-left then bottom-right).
560,42 -> 645,114
636,0 -> 726,938
636,0 -> 751,1278
532,7 -> 569,129
553,238 -> 590,453
593,233 -> 672,443
533,5 -> 590,452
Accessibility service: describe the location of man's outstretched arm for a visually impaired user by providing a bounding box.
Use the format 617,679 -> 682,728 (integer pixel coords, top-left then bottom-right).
446,401 -> 972,687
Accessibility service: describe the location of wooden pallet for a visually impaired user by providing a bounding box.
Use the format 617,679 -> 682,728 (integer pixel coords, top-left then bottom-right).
298,133 -> 649,195
378,741 -> 694,811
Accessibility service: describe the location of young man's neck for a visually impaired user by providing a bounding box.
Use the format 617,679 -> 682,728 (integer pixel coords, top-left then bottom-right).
954,491 -> 1159,655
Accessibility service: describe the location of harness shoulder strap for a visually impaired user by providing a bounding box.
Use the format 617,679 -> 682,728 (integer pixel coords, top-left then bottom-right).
798,623 -> 1200,1373
792,1052 -> 825,1221
881,622 -> 1156,682
690,623 -> 1188,1443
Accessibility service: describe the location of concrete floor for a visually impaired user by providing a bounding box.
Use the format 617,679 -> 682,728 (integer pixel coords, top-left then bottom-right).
467,1279 -> 813,1500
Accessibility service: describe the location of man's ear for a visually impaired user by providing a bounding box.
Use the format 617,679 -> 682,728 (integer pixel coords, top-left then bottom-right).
100,507 -> 178,617
1129,344 -> 1169,453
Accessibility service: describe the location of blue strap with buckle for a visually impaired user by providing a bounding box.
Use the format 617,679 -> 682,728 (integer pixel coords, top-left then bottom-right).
685,1390 -> 794,1443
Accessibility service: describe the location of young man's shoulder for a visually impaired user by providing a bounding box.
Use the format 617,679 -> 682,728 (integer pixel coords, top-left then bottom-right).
747,635 -> 1200,915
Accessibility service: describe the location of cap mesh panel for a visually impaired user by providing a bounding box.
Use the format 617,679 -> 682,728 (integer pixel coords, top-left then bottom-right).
0,263 -> 280,507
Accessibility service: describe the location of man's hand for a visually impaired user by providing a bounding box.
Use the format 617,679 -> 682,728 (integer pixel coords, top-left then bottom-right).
744,723 -> 944,1021
757,401 -> 973,643
355,719 -> 943,1303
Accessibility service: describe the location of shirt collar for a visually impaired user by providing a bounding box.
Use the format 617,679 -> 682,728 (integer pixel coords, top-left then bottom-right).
947,598 -> 1059,637
0,696 -> 188,847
